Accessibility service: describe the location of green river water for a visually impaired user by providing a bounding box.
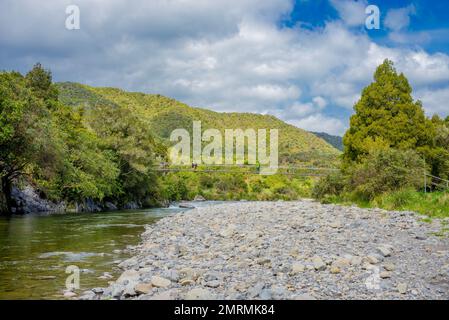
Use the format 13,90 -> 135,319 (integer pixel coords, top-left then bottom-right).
0,206 -> 190,300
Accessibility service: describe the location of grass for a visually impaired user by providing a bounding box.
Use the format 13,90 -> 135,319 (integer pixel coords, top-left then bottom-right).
321,188 -> 449,219
372,189 -> 449,218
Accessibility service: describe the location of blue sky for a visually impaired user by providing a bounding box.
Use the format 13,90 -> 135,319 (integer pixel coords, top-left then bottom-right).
1,0 -> 449,135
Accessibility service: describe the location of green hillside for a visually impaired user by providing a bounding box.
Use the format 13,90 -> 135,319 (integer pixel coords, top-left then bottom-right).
311,132 -> 344,151
57,82 -> 340,167
1,65 -> 341,215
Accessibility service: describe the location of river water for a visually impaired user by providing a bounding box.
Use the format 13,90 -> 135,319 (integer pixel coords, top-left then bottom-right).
0,203 -> 207,300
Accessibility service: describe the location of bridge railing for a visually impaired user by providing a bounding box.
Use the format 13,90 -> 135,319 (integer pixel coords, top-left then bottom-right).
424,173 -> 449,193
152,163 -> 339,177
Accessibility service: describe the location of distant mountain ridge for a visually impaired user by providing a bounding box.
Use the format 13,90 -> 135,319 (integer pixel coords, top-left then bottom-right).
57,82 -> 341,166
310,132 -> 344,151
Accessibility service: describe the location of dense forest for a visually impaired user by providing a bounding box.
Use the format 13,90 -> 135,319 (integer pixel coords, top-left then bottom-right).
0,64 -> 339,215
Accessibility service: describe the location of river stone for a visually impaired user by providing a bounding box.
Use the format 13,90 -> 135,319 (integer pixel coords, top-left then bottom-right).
92,287 -> 104,294
383,263 -> 396,271
117,269 -> 139,284
205,280 -> 221,288
330,266 -> 341,274
220,226 -> 236,238
151,276 -> 171,288
185,288 -> 213,300
294,293 -> 317,300
259,289 -> 272,300
312,256 -> 326,271
290,262 -> 305,274
149,290 -> 176,300
123,281 -> 138,297
365,255 -> 379,265
180,279 -> 195,286
179,267 -> 202,281
63,291 -> 77,298
118,258 -> 138,270
86,201 -> 449,300
377,245 -> 393,257
329,220 -> 342,228
333,257 -> 351,268
248,283 -> 265,298
135,283 -> 152,294
350,256 -> 363,266
397,283 -> 408,294
111,283 -> 125,298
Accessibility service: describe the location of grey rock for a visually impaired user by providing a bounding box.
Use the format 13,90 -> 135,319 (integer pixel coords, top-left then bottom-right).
185,288 -> 214,300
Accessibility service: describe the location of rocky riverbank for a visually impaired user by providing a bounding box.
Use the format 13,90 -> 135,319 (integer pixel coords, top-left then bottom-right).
81,201 -> 449,300
7,185 -> 169,215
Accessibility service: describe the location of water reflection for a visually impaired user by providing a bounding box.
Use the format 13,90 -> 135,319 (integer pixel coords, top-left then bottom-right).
0,207 -> 187,299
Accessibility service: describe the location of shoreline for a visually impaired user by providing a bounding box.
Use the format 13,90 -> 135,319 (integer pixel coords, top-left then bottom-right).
80,201 -> 449,300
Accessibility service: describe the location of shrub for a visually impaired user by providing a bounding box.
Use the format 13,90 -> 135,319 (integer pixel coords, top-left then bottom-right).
312,171 -> 346,199
372,188 -> 418,210
349,148 -> 425,200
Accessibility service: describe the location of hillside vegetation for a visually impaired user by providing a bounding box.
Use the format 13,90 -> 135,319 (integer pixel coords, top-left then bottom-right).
311,132 -> 343,151
57,82 -> 339,167
0,64 -> 340,215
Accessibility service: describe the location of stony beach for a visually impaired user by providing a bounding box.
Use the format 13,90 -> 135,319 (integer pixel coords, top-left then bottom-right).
81,201 -> 449,300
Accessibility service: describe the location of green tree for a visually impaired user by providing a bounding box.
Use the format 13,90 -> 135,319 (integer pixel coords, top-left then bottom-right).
86,104 -> 159,204
343,59 -> 432,163
25,63 -> 59,102
0,71 -> 62,214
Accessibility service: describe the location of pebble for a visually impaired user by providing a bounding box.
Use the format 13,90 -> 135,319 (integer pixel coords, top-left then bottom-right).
151,276 -> 171,288
185,288 -> 213,300
312,256 -> 326,271
135,283 -> 152,294
88,201 -> 449,300
63,291 -> 77,298
397,283 -> 408,294
290,262 -> 305,274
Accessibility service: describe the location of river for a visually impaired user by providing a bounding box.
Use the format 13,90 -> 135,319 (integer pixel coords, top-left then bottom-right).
0,202 -> 214,300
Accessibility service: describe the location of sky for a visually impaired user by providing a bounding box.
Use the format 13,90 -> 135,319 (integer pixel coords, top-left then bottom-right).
1,0 -> 449,135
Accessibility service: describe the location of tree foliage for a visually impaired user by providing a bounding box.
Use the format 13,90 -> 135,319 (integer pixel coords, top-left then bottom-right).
343,60 -> 432,163
0,64 -> 160,214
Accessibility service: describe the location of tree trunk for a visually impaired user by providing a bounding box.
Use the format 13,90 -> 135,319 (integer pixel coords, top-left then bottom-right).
1,176 -> 13,215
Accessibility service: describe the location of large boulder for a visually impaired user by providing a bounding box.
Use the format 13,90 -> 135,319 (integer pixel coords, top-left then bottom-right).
11,186 -> 66,214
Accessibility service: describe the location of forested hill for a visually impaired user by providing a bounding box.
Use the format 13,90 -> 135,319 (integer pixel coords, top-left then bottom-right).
310,132 -> 343,151
57,82 -> 340,166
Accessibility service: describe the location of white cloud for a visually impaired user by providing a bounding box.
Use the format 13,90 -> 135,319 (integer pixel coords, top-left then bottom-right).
288,114 -> 347,136
415,87 -> 449,117
330,0 -> 367,27
385,4 -> 416,31
1,0 -> 449,136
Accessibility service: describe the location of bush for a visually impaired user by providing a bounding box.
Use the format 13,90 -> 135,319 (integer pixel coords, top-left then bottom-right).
372,188 -> 419,210
312,171 -> 346,199
349,148 -> 425,200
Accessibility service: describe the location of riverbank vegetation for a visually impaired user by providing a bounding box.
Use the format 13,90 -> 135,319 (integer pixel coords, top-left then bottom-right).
314,60 -> 449,217
0,64 -> 164,214
158,171 -> 313,201
1,64 -> 334,215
